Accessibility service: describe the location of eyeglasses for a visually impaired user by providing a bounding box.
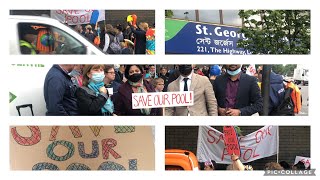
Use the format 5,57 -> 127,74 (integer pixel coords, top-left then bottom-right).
106,72 -> 116,74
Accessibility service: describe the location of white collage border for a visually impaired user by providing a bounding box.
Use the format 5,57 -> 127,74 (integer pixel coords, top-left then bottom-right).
1,0 -> 319,179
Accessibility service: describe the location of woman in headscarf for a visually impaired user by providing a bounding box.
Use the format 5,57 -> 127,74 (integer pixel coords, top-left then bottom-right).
76,64 -> 114,116
114,65 -> 162,116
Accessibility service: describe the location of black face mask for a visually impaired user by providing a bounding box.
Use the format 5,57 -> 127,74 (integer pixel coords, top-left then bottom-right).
179,65 -> 193,76
128,73 -> 143,83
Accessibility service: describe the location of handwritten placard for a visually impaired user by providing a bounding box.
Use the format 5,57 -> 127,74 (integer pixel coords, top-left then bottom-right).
132,91 -> 194,109
223,126 -> 240,156
10,126 -> 154,170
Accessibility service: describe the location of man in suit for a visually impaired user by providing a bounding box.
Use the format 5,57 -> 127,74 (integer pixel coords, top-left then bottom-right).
165,65 -> 218,116
213,64 -> 263,116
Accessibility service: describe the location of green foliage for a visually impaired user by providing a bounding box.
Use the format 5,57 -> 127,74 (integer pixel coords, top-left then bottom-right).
165,10 -> 174,18
237,10 -> 310,54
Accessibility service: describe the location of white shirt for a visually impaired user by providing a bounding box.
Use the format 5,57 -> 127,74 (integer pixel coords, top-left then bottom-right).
179,73 -> 192,92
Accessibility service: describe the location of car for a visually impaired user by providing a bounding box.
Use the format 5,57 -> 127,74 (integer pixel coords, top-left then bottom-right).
9,15 -> 105,55
165,149 -> 199,170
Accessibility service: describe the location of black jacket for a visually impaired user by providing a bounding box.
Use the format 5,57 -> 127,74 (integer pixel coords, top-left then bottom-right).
44,65 -> 79,116
213,73 -> 263,116
130,25 -> 146,54
75,86 -> 109,116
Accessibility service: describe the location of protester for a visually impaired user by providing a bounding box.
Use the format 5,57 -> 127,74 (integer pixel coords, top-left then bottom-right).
152,78 -> 165,92
75,64 -> 113,116
120,39 -> 134,54
114,65 -> 162,116
226,154 -> 245,171
292,161 -> 306,170
44,64 -> 79,116
74,25 -> 85,35
159,66 -> 170,92
144,73 -> 152,82
103,24 -> 121,54
129,21 -> 148,54
104,65 -> 121,98
114,64 -> 126,84
69,64 -> 84,87
279,161 -> 291,170
19,24 -> 38,54
165,65 -> 218,116
148,65 -> 158,79
209,65 -> 221,89
84,25 -> 96,43
264,162 -> 284,170
213,64 -> 263,116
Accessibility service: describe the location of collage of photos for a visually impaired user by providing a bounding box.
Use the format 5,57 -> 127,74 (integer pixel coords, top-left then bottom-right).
7,7 -> 315,177
10,10 -> 155,55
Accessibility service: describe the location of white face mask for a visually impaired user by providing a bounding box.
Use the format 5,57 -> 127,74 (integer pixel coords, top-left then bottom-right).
227,68 -> 241,76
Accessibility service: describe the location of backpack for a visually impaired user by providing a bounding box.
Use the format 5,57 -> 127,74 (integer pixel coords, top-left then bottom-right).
108,34 -> 121,54
93,36 -> 100,46
270,85 -> 295,116
286,82 -> 302,114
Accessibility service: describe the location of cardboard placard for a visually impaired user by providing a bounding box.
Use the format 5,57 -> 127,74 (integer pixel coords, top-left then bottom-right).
132,91 -> 194,109
10,126 -> 154,170
223,126 -> 240,156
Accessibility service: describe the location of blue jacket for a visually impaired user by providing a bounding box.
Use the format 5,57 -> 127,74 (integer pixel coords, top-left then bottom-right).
44,65 -> 79,116
269,72 -> 285,114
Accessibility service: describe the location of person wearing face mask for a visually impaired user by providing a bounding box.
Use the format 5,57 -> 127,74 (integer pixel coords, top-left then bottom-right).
75,64 -> 112,116
165,65 -> 218,116
213,64 -> 263,116
114,65 -> 162,116
44,64 -> 79,116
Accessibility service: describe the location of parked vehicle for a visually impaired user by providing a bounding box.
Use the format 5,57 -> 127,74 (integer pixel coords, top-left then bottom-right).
165,149 -> 199,170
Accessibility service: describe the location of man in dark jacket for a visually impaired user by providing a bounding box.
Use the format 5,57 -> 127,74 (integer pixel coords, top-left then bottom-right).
213,64 -> 263,116
44,64 -> 79,116
259,71 -> 285,115
129,22 -> 148,54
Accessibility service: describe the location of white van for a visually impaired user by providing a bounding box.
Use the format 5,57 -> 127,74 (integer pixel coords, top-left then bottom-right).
10,15 -> 105,55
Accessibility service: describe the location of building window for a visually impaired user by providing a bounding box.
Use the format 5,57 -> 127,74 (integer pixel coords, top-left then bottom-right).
198,10 -> 220,24
222,10 -> 242,27
171,10 -> 196,21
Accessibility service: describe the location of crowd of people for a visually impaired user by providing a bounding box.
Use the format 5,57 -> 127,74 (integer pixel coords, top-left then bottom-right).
43,64 -> 300,116
198,154 -> 311,171
73,20 -> 155,55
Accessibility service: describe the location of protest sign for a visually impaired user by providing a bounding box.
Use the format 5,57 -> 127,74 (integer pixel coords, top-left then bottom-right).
132,91 -> 194,109
223,126 -> 240,156
10,126 -> 154,170
50,10 -> 105,25
294,156 -> 311,169
197,126 -> 278,164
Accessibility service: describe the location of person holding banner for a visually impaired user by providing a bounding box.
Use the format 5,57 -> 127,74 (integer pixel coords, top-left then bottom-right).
114,65 -> 162,116
75,64 -> 113,116
213,64 -> 263,116
165,65 -> 218,116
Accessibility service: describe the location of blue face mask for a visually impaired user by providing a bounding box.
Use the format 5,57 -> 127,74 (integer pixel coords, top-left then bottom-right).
91,72 -> 105,83
227,68 -> 241,76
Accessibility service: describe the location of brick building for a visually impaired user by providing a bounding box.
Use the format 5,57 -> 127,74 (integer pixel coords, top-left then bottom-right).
165,126 -> 310,170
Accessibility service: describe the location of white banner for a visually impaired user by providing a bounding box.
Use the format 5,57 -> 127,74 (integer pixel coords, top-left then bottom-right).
294,156 -> 311,169
132,91 -> 194,109
50,10 -> 105,25
197,126 -> 278,164
246,64 -> 256,76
